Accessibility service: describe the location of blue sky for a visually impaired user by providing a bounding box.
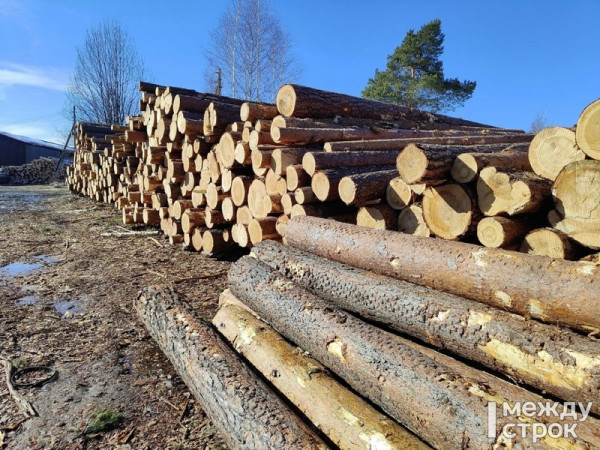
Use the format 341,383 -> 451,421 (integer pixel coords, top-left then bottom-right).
0,0 -> 598,144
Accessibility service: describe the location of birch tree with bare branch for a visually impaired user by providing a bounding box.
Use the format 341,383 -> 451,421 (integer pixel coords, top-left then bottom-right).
66,20 -> 145,125
205,0 -> 300,101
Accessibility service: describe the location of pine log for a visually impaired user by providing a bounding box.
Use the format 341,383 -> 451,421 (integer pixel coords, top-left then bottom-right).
264,169 -> 282,196
206,209 -> 232,229
172,199 -> 194,220
134,286 -> 327,449
386,177 -> 414,210
576,98 -> 600,160
477,167 -> 552,216
528,127 -> 585,180
228,257 -> 600,448
398,204 -> 430,236
236,206 -> 253,225
397,143 -> 524,184
142,207 -> 160,225
231,175 -> 253,207
356,204 -> 398,230
285,165 -> 311,191
206,184 -> 228,210
249,130 -> 276,150
285,216 -> 600,332
294,187 -> 318,205
240,102 -> 278,122
221,197 -> 237,221
218,132 -> 242,169
422,184 -> 479,240
324,133 -> 534,152
191,187 -> 206,208
214,299 -> 426,449
290,202 -> 355,220
234,142 -> 252,165
280,193 -> 296,215
248,217 -> 279,245
303,150 -> 402,176
271,148 -> 316,175
551,160 -> 600,249
247,180 -> 283,219
520,228 -> 583,260
275,215 -> 290,237
477,216 -> 534,249
451,148 -> 531,183
276,84 -> 492,127
252,240 -> 600,412
202,229 -> 235,255
181,208 -> 206,233
338,170 -> 398,206
312,166 -> 394,202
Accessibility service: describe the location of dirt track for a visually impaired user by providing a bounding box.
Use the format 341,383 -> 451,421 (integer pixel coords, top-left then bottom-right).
0,185 -> 231,449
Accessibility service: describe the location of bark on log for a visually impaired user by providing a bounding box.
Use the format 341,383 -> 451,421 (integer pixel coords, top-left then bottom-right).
451,148 -> 531,183
312,166 -> 394,202
202,229 -> 235,255
248,217 -> 279,245
551,160 -> 600,249
324,133 -> 533,152
286,165 -> 311,191
134,286 -> 327,449
476,216 -> 534,249
284,216 -> 600,332
528,127 -> 586,180
213,299 -> 426,449
252,240 -> 600,412
294,187 -> 318,205
338,170 -> 398,206
397,143 -> 523,184
276,84 -> 492,128
398,204 -> 430,236
240,102 -> 278,122
576,98 -> 600,160
356,204 -> 398,230
520,228 -> 583,260
271,148 -> 316,175
289,202 -> 356,220
228,257 -> 600,448
303,151 -> 402,176
422,184 -> 479,240
477,167 -> 552,216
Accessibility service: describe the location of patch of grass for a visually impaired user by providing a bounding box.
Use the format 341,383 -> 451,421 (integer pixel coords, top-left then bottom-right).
83,408 -> 124,437
11,358 -> 27,369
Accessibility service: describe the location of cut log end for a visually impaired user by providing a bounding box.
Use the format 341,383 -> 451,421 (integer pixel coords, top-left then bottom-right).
576,98 -> 600,160
276,84 -> 297,117
423,184 -> 475,240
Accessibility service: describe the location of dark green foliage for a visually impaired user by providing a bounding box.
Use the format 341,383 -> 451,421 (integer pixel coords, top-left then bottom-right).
362,19 -> 476,112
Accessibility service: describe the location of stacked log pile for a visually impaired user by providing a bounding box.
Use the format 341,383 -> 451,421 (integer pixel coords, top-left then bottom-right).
1,157 -> 65,185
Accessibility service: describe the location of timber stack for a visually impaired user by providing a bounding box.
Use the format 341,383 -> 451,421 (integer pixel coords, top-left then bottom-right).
67,84 -> 600,258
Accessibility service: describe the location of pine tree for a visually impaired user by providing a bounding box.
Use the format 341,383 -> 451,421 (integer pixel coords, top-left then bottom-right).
362,19 -> 476,112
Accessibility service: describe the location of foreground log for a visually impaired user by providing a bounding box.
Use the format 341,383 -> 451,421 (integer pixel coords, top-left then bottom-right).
133,286 -> 327,449
528,127 -> 585,181
252,240 -> 600,411
229,257 -> 600,448
575,98 -> 600,160
477,167 -> 551,216
551,160 -> 600,249
284,216 -> 600,332
214,296 -> 426,449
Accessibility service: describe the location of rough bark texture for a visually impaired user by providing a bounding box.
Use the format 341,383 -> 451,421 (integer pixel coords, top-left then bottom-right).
284,216 -> 600,332
133,286 -> 327,450
213,299 -> 427,450
528,127 -> 585,181
252,240 -> 600,412
303,151 -> 402,176
477,167 -> 552,216
576,98 -> 600,160
228,257 -> 600,449
276,84 -> 493,128
451,148 -> 531,183
312,166 -> 394,202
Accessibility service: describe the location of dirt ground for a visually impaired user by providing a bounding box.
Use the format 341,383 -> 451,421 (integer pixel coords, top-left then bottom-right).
0,184 -> 236,449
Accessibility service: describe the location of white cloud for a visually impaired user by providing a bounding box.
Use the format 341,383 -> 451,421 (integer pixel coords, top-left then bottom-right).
0,62 -> 67,92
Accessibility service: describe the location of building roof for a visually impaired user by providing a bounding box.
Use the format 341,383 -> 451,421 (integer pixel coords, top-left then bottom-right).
0,131 -> 72,152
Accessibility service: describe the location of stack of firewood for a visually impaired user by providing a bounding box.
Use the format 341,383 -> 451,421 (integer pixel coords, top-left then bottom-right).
136,218 -> 600,448
67,82 -> 600,258
1,157 -> 63,185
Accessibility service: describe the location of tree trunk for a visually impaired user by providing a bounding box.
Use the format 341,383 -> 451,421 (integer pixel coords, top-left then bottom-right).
213,298 -> 427,449
398,204 -> 430,236
422,184 -> 479,240
451,147 -> 531,183
303,151 -> 403,176
284,216 -> 600,332
477,167 -> 552,216
324,133 -> 533,152
252,240 -> 600,413
276,84 -> 493,128
476,216 -> 533,249
228,257 -> 600,449
134,286 -> 327,449
338,169 -> 398,206
528,127 -> 585,180
397,143 -> 524,184
576,98 -> 600,160
520,228 -> 583,260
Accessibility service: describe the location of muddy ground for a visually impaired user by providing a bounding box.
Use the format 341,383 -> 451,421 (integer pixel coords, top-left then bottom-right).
0,185 -> 235,449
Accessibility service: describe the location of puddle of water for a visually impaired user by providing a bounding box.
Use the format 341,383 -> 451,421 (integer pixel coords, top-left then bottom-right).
54,300 -> 84,316
16,295 -> 39,306
0,262 -> 42,277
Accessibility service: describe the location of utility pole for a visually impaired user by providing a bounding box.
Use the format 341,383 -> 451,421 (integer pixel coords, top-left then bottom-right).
52,106 -> 76,180
216,68 -> 222,96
